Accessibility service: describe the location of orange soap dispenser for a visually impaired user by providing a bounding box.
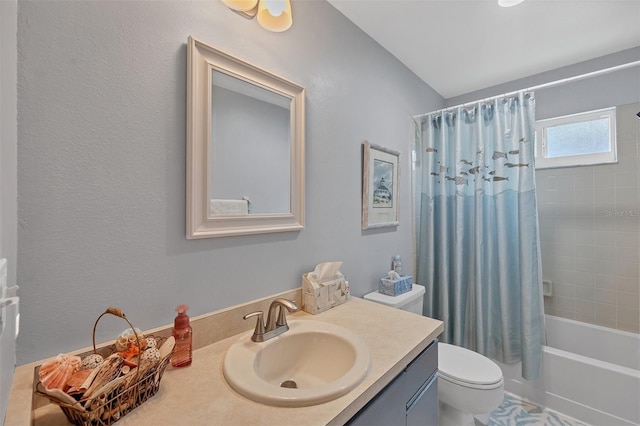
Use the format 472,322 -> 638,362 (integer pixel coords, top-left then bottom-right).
171,304 -> 193,367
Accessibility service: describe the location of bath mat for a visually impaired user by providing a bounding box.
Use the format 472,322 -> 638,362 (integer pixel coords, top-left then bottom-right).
486,392 -> 589,426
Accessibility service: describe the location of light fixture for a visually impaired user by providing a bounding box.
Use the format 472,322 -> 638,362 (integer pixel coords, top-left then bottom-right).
221,0 -> 292,32
221,0 -> 259,12
498,0 -> 525,6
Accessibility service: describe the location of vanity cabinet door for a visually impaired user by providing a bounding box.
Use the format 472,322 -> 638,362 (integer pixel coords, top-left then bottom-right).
406,372 -> 438,426
347,341 -> 438,426
402,340 -> 438,402
347,370 -> 406,425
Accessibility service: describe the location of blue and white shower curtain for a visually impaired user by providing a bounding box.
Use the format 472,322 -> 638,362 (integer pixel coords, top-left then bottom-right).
415,92 -> 543,380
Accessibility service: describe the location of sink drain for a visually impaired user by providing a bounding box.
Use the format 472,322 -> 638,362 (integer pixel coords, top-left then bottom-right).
280,380 -> 297,389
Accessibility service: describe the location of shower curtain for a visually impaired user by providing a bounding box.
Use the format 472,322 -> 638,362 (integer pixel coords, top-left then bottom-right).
415,92 -> 543,380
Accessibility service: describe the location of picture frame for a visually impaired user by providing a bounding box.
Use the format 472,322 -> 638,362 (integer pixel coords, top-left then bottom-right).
362,141 -> 400,230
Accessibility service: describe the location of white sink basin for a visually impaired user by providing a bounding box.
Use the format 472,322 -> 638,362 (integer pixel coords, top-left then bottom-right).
223,320 -> 371,407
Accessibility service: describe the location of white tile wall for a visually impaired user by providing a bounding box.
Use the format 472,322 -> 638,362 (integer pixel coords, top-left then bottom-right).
539,103 -> 640,334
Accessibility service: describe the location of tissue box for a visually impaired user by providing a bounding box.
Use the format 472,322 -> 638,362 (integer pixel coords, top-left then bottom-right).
379,275 -> 413,296
302,272 -> 349,315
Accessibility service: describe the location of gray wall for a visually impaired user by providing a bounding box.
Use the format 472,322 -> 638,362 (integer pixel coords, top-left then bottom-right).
16,1 -> 442,364
446,48 -> 640,333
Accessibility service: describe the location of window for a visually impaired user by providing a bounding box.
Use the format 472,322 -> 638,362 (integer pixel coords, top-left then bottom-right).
535,107 -> 617,169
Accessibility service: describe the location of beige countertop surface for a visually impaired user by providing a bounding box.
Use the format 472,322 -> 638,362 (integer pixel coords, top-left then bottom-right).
7,295 -> 443,426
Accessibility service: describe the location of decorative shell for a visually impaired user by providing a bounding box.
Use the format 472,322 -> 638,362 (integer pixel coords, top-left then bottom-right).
115,335 -> 130,352
83,355 -> 123,400
140,348 -> 160,364
80,353 -> 104,370
144,337 -> 157,349
158,336 -> 175,360
38,354 -> 82,391
66,368 -> 93,388
116,328 -> 144,351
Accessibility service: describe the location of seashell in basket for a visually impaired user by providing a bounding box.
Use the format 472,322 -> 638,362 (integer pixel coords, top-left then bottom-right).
118,341 -> 142,362
80,353 -> 104,370
140,347 -> 161,364
144,337 -> 157,349
158,336 -> 175,360
121,365 -> 140,389
116,328 -> 145,351
38,354 -> 82,391
128,331 -> 144,344
83,375 -> 126,411
82,354 -> 123,400
122,356 -> 139,368
115,335 -> 130,352
137,358 -> 157,377
66,365 -> 100,397
66,368 -> 94,389
36,382 -> 86,412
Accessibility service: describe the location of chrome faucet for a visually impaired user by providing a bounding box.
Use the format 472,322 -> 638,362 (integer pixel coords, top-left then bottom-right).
243,298 -> 298,342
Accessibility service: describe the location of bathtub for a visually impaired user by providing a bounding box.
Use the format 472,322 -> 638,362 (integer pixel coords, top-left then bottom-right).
496,315 -> 640,426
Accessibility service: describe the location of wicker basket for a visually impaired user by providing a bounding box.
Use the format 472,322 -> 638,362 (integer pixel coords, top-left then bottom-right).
34,307 -> 173,426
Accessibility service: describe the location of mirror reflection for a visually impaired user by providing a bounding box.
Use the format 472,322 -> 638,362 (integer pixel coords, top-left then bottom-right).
210,70 -> 291,215
186,36 -> 304,239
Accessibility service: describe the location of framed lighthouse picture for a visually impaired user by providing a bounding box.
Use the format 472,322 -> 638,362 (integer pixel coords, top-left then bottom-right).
362,141 -> 400,230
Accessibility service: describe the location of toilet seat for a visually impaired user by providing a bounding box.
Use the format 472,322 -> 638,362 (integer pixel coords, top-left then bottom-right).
438,343 -> 503,390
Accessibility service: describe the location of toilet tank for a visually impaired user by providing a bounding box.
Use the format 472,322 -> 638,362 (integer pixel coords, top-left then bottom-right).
363,284 -> 425,315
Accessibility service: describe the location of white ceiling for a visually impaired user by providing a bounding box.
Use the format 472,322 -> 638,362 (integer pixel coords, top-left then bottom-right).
327,0 -> 640,99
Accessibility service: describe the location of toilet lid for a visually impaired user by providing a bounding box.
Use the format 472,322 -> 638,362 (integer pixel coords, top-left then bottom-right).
438,343 -> 503,387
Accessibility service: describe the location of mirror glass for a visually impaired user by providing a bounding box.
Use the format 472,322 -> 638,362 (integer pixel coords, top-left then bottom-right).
187,37 -> 305,238
211,70 -> 290,215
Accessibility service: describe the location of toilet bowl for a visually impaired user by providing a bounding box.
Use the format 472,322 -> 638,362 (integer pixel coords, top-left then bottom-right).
363,284 -> 504,425
437,342 -> 504,425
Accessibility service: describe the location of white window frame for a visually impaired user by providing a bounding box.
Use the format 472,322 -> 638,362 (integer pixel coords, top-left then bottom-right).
535,107 -> 617,169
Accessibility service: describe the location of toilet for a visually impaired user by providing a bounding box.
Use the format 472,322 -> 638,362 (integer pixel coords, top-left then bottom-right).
364,284 -> 504,426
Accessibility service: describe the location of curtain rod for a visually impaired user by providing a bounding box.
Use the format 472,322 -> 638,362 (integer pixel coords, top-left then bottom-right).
414,60 -> 640,120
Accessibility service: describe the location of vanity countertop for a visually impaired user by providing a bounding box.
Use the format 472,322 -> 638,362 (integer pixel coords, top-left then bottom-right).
7,296 -> 443,426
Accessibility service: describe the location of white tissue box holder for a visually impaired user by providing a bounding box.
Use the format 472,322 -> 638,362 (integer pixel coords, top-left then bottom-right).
302,272 -> 349,315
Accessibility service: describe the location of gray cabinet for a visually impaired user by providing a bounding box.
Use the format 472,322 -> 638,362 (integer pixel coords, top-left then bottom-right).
348,340 -> 438,426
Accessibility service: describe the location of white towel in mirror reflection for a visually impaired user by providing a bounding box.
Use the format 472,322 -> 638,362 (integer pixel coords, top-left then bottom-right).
210,199 -> 249,215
